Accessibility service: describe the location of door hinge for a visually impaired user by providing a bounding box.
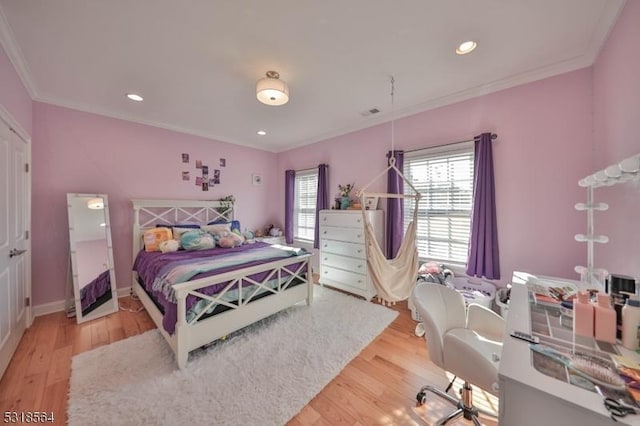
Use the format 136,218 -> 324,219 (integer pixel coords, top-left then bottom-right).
25,230 -> 29,240
25,297 -> 30,307
25,163 -> 29,173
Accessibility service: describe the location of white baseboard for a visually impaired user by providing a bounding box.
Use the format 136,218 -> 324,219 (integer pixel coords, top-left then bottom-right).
32,287 -> 132,317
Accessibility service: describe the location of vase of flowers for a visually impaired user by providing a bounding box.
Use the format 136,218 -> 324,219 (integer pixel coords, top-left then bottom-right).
216,195 -> 235,216
338,183 -> 354,210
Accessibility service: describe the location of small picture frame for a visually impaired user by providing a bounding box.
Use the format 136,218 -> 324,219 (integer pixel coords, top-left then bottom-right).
364,196 -> 379,210
252,173 -> 263,186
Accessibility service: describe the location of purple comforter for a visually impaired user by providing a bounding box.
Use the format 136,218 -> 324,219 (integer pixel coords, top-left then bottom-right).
80,269 -> 111,310
133,242 -> 308,334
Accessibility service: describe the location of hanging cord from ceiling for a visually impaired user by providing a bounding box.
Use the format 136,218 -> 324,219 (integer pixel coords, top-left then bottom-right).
389,76 -> 396,164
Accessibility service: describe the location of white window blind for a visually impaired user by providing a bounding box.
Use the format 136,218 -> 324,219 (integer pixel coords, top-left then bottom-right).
403,142 -> 474,265
294,170 -> 318,241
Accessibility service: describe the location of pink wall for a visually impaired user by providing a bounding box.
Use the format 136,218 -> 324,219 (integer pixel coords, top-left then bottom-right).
592,0 -> 640,279
0,44 -> 32,135
278,69 -> 595,285
32,102 -> 279,305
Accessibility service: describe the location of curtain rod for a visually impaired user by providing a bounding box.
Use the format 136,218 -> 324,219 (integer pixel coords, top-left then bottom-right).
404,133 -> 497,154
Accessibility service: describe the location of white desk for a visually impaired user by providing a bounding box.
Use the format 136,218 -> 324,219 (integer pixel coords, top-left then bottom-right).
499,275 -> 640,426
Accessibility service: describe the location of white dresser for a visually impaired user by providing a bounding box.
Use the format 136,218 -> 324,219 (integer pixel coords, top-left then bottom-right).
318,209 -> 384,300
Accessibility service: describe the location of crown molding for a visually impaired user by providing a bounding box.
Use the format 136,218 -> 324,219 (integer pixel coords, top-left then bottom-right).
277,52 -> 597,153
32,50 -> 600,155
0,103 -> 30,142
0,5 -> 37,99
274,2 -> 627,153
35,95 -> 279,153
4,1 -> 624,155
582,0 -> 627,65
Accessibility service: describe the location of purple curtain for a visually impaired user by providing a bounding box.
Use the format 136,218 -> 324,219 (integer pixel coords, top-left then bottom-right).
386,150 -> 404,259
284,170 -> 296,244
314,164 -> 329,249
466,133 -> 500,279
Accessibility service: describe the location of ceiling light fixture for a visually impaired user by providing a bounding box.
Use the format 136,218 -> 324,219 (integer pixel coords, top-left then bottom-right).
256,71 -> 289,106
456,40 -> 477,55
257,130 -> 267,136
126,93 -> 144,102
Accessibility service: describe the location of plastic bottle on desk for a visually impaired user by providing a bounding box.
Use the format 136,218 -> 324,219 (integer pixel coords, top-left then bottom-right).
622,298 -> 640,350
573,291 -> 594,337
594,293 -> 617,343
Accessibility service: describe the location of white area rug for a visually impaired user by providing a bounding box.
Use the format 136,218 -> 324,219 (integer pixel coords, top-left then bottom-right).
68,286 -> 398,426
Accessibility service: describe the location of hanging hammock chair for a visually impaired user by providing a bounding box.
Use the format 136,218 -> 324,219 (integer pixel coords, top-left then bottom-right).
355,76 -> 422,305
359,155 -> 421,305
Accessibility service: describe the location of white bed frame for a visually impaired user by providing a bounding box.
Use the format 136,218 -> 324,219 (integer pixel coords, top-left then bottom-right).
131,199 -> 313,369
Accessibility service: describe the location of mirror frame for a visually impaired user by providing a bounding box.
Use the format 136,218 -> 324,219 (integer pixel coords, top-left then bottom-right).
67,193 -> 118,323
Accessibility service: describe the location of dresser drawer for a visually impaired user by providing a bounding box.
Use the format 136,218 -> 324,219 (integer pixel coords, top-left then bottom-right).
319,212 -> 364,228
321,252 -> 367,273
320,239 -> 366,259
320,265 -> 367,291
320,226 -> 364,243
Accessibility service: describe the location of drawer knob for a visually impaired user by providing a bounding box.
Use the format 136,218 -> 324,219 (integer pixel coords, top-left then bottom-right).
357,234 -> 361,238
324,271 -> 328,274
357,265 -> 362,268
357,249 -> 362,253
358,280 -> 362,283
323,217 -> 327,221
357,219 -> 361,223
323,230 -> 327,234
324,244 -> 327,248
324,257 -> 328,261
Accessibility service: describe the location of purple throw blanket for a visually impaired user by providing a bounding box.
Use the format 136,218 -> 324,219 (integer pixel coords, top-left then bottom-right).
133,242 -> 308,334
80,269 -> 111,310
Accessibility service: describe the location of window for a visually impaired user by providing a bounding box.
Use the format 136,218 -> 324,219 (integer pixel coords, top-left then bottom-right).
294,170 -> 318,241
403,142 -> 474,265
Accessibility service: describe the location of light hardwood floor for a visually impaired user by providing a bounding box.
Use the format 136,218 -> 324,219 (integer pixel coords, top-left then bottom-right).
0,286 -> 498,425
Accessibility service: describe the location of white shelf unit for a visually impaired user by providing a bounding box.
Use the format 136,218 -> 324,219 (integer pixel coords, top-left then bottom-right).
575,153 -> 640,289
318,209 -> 384,300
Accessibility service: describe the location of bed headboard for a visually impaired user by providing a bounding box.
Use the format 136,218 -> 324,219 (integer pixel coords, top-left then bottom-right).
131,199 -> 235,259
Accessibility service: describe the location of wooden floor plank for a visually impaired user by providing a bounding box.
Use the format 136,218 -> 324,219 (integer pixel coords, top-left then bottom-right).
0,292 -> 500,425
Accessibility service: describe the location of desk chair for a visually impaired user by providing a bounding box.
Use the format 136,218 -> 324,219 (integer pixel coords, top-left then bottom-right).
412,283 -> 505,425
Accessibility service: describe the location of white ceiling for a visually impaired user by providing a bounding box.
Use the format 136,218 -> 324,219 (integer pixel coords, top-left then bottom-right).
0,1 -> 625,152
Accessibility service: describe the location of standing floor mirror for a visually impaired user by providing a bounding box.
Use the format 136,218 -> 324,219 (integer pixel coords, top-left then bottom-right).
67,193 -> 118,323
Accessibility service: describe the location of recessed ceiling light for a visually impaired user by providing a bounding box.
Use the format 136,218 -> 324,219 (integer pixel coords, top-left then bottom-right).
456,41 -> 477,55
126,93 -> 144,102
257,130 -> 267,136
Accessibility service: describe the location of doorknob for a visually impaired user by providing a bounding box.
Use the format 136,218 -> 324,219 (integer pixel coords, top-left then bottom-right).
9,248 -> 27,258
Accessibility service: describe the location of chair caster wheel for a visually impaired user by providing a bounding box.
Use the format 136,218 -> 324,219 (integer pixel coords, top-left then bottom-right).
416,391 -> 427,405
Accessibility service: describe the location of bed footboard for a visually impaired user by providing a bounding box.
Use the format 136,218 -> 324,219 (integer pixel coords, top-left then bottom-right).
135,253 -> 313,369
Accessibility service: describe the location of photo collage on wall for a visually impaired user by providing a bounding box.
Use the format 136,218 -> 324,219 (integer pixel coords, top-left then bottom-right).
181,153 -> 226,191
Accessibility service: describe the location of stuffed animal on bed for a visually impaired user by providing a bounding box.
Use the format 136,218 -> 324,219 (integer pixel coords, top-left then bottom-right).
158,239 -> 180,253
143,227 -> 173,252
180,229 -> 215,251
217,231 -> 244,248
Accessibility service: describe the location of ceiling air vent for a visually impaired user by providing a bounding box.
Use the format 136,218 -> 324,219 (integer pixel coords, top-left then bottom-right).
360,107 -> 381,117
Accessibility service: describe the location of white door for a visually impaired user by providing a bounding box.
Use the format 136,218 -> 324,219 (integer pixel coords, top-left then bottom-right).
0,119 -> 29,379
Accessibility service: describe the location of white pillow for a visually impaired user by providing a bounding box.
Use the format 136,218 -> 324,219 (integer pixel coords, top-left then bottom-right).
201,223 -> 232,237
